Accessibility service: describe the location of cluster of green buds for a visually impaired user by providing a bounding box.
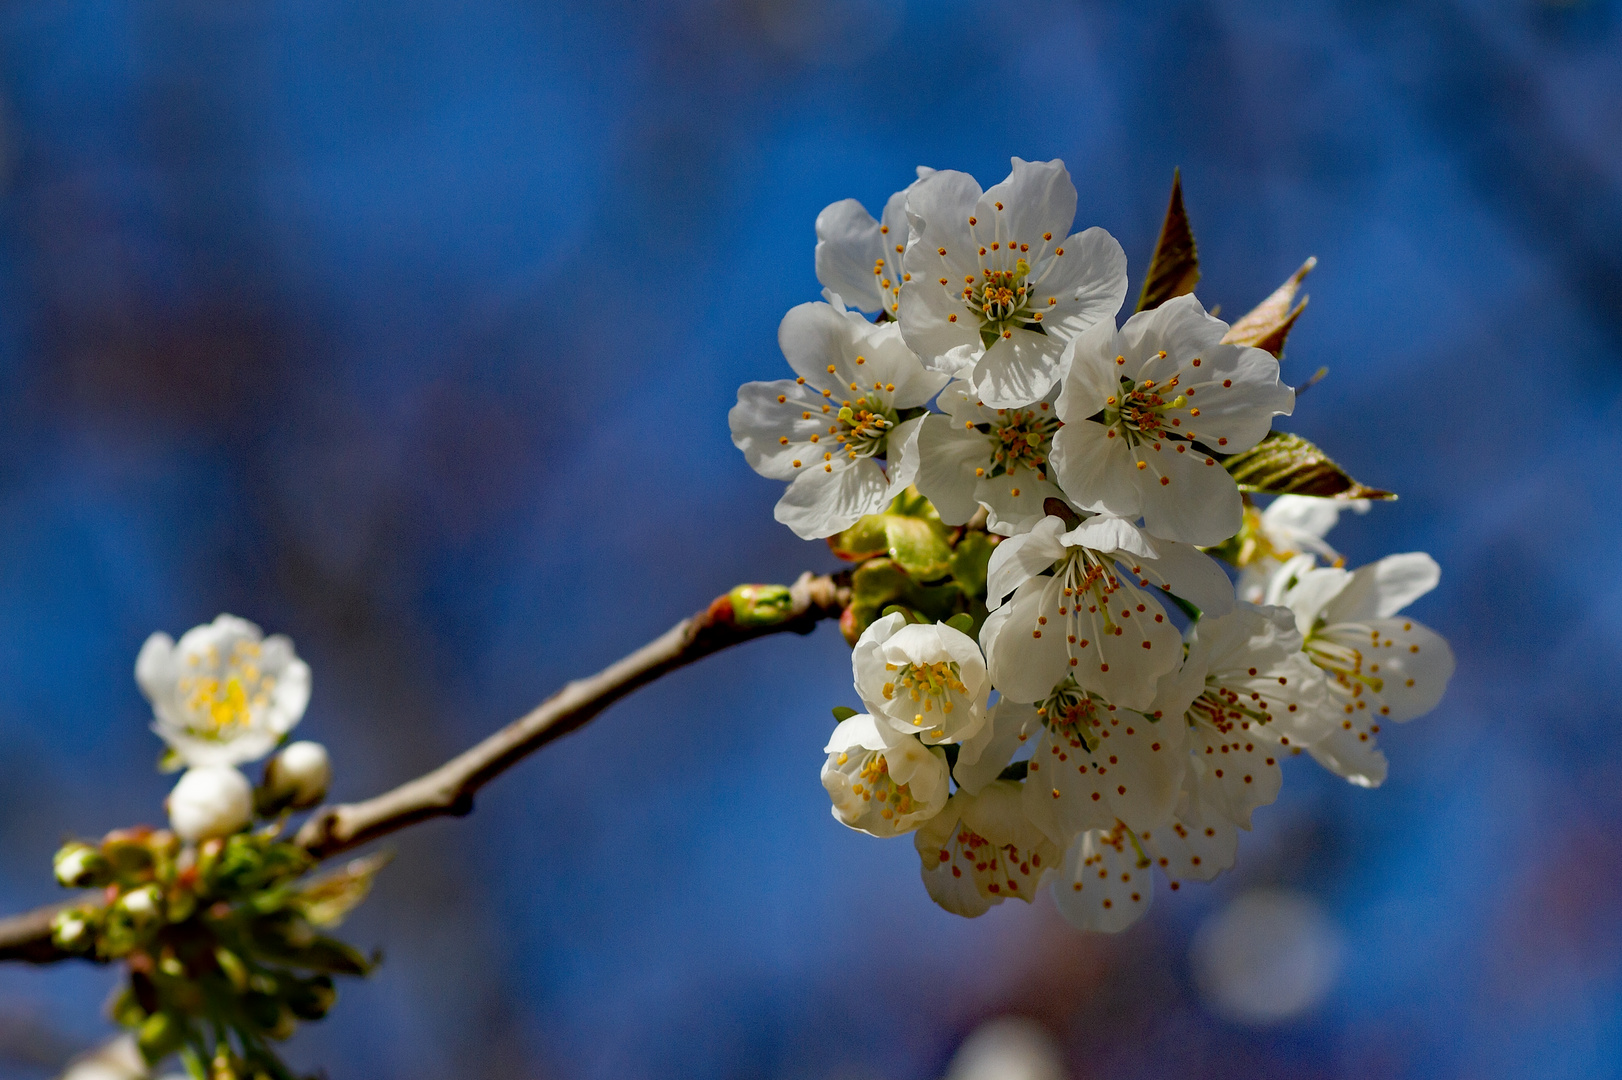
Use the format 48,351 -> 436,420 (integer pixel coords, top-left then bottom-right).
826,486 -> 1000,643
51,826 -> 386,1080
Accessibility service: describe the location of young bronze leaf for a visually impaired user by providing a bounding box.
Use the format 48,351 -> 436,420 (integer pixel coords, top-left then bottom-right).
1136,170 -> 1200,312
292,852 -> 393,929
1223,257 -> 1315,359
1222,431 -> 1395,500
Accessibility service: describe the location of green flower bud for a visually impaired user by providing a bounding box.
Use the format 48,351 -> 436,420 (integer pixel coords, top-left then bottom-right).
53,843 -> 110,888
116,884 -> 164,926
50,909 -> 92,952
726,584 -> 794,627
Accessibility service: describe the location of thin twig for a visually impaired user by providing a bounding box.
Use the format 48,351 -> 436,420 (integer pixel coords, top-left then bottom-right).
0,571 -> 849,964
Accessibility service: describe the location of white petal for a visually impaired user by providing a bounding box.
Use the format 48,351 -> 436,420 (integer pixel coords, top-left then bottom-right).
1062,514 -> 1156,560
773,458 -> 889,539
1055,316 -> 1123,422
858,322 -> 949,408
1186,725 -> 1283,830
1276,560 -> 1351,635
1138,784 -> 1238,884
985,516 -> 1067,608
728,380 -> 837,480
954,699 -> 1036,795
977,470 -> 1067,537
1052,826 -> 1154,933
917,782 -> 1055,915
970,328 -> 1064,410
980,157 -> 1077,256
814,198 -> 884,313
1330,617 -> 1454,723
1051,419 -> 1142,521
1323,553 -> 1441,623
983,579 -> 1071,703
1129,539 -> 1236,618
1029,227 -> 1129,344
881,415 -> 928,502
912,414 -> 989,525
134,632 -> 176,704
1133,437 -> 1244,546
1307,718 -> 1388,788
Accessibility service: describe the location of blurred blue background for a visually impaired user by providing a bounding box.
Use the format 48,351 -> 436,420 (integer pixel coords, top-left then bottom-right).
0,0 -> 1616,1076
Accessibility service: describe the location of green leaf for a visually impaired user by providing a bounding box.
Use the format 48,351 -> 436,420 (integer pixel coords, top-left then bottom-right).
847,559 -> 971,643
831,706 -> 858,723
1223,431 -> 1395,501
1136,170 -> 1200,312
943,612 -> 975,635
291,852 -> 393,929
882,515 -> 953,580
825,513 -> 890,562
948,530 -> 997,598
1222,257 -> 1315,359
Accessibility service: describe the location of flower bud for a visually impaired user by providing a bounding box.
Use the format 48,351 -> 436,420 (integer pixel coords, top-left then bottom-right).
116,884 -> 163,926
260,741 -> 331,810
51,909 -> 92,951
54,842 -> 110,888
167,766 -> 253,842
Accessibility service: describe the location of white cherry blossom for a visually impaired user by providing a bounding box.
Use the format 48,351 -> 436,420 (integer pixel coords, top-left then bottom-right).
852,612 -> 989,744
1052,294 -> 1294,545
914,379 -> 1065,534
915,780 -> 1057,917
1156,603 -> 1331,829
899,158 -> 1128,408
814,168 -> 934,316
822,714 -> 949,837
730,300 -> 948,539
979,514 -> 1234,710
1051,822 -> 1154,933
1020,676 -> 1192,845
1236,495 -> 1367,603
1267,553 -> 1455,788
1136,775 -> 1240,891
136,614 -> 312,768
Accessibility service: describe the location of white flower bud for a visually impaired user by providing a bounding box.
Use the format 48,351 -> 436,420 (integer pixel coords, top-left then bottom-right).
51,910 -> 89,949
117,883 -> 162,924
262,741 -> 331,809
53,843 -> 107,888
167,766 -> 253,842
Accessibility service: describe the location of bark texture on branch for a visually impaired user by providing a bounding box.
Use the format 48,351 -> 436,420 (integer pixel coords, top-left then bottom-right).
0,572 -> 849,965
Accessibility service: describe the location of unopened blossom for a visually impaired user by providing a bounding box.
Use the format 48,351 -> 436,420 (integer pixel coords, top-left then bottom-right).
136,614 -> 312,768
1268,553 -> 1454,788
814,168 -> 934,316
262,740 -> 332,810
1052,294 -> 1294,546
900,158 -> 1128,408
979,514 -> 1234,710
167,765 -> 254,842
853,612 -> 990,744
1235,495 -> 1367,603
914,379 -> 1065,534
1155,603 -> 1331,829
1020,676 -> 1191,845
915,780 -> 1058,917
822,714 -> 949,838
730,300 -> 948,539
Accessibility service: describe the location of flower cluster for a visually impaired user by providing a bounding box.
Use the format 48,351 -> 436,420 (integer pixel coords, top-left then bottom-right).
732,160 -> 1455,933
49,615 -> 374,1080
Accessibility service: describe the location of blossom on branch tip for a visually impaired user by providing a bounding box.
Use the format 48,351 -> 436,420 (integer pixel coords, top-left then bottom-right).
979,514 -> 1232,710
1267,553 -> 1454,788
814,169 -> 935,317
1052,294 -> 1294,546
913,378 -> 1066,535
136,614 -> 311,768
822,714 -> 948,838
900,157 -> 1128,408
729,300 -> 948,539
915,781 -> 1057,917
853,612 -> 989,744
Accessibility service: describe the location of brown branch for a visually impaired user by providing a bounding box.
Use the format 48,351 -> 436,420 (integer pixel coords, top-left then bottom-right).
0,571 -> 849,964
